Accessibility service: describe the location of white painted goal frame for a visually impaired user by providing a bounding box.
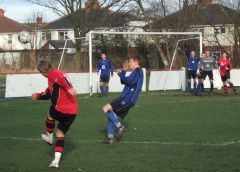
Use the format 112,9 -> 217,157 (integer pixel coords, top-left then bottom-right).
58,37 -> 87,69
88,31 -> 203,95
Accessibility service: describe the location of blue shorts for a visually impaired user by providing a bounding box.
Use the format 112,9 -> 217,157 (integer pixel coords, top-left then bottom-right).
100,76 -> 110,83
110,97 -> 134,119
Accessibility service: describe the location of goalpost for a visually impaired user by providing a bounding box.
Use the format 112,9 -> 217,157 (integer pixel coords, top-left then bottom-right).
58,37 -> 87,70
88,31 -> 203,95
163,36 -> 203,91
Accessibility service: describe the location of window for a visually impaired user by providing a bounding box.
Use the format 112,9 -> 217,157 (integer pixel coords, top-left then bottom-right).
42,32 -> 46,42
58,31 -> 68,40
42,32 -> 51,42
8,34 -> 12,44
212,51 -> 231,60
211,52 -> 221,59
214,27 -> 225,35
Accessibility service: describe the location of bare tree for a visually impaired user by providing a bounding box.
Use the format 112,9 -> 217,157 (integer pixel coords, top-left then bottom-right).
214,1 -> 240,66
132,0 -> 200,68
27,0 -> 131,50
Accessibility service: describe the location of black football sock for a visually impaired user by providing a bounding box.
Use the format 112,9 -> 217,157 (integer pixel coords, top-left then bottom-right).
46,118 -> 55,134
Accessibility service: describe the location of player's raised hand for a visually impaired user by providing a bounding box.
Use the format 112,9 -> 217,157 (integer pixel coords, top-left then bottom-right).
115,69 -> 121,74
68,88 -> 77,96
123,60 -> 129,71
32,93 -> 38,100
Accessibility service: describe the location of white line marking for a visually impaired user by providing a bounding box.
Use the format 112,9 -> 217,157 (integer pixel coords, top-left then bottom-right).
0,136 -> 239,146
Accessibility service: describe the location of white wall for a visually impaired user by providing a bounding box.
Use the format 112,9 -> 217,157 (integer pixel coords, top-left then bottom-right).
5,69 -> 146,98
148,69 -> 239,91
149,70 -> 186,91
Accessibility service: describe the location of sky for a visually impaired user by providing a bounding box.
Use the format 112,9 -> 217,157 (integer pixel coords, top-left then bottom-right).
0,0 -> 58,23
0,0 -> 238,23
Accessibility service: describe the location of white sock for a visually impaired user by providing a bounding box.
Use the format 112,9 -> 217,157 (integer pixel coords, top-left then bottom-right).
52,152 -> 61,164
108,134 -> 113,139
116,122 -> 121,128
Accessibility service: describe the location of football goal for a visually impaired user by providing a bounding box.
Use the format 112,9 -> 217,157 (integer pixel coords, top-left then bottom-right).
87,30 -> 203,95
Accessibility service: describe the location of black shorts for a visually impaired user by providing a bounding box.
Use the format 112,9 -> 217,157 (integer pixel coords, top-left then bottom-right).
49,106 -> 76,134
221,73 -> 230,82
187,70 -> 197,79
100,76 -> 110,83
201,71 -> 213,80
110,97 -> 134,119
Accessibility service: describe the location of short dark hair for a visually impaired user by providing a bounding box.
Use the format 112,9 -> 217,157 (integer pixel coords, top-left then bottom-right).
37,60 -> 52,73
101,50 -> 107,55
222,51 -> 227,54
129,55 -> 142,66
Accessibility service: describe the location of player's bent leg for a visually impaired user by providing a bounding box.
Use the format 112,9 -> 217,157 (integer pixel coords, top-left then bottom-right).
100,119 -> 114,144
49,130 -> 65,168
103,103 -> 112,113
223,81 -> 228,95
105,110 -> 121,128
42,114 -> 55,145
49,113 -> 75,168
227,79 -> 237,95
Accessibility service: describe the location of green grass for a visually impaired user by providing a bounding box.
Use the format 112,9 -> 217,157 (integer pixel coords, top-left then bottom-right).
1,92 -> 240,172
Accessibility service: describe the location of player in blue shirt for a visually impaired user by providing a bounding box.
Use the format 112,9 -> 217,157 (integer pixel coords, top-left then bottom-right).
97,52 -> 114,96
185,47 -> 201,91
100,55 -> 144,144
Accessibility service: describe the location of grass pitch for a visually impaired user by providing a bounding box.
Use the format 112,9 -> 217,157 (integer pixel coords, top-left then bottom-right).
0,91 -> 240,172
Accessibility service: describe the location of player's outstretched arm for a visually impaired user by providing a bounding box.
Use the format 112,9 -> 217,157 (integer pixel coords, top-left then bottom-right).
32,88 -> 51,100
32,93 -> 38,100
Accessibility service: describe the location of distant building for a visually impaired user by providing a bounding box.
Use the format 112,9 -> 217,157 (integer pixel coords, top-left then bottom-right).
36,0 -> 146,52
152,0 -> 240,59
0,8 -> 31,51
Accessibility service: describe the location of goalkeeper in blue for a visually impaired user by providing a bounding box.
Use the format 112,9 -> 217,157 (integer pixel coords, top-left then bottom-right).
185,46 -> 200,92
97,51 -> 114,96
101,55 -> 144,144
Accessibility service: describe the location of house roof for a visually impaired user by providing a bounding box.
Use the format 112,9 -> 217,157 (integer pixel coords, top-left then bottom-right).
0,16 -> 29,33
41,9 -> 143,30
152,4 -> 238,29
42,40 -> 75,50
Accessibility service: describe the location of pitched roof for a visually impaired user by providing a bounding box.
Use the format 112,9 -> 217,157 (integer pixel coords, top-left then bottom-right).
41,9 -> 142,30
0,16 -> 29,33
152,4 -> 238,29
42,40 -> 75,50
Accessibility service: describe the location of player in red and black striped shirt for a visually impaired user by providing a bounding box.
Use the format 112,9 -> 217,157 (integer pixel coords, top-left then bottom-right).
217,52 -> 237,95
32,60 -> 78,168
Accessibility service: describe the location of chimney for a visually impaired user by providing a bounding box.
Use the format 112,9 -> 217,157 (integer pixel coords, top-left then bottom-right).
36,16 -> 43,26
197,0 -> 213,5
86,0 -> 100,13
0,8 -> 5,17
